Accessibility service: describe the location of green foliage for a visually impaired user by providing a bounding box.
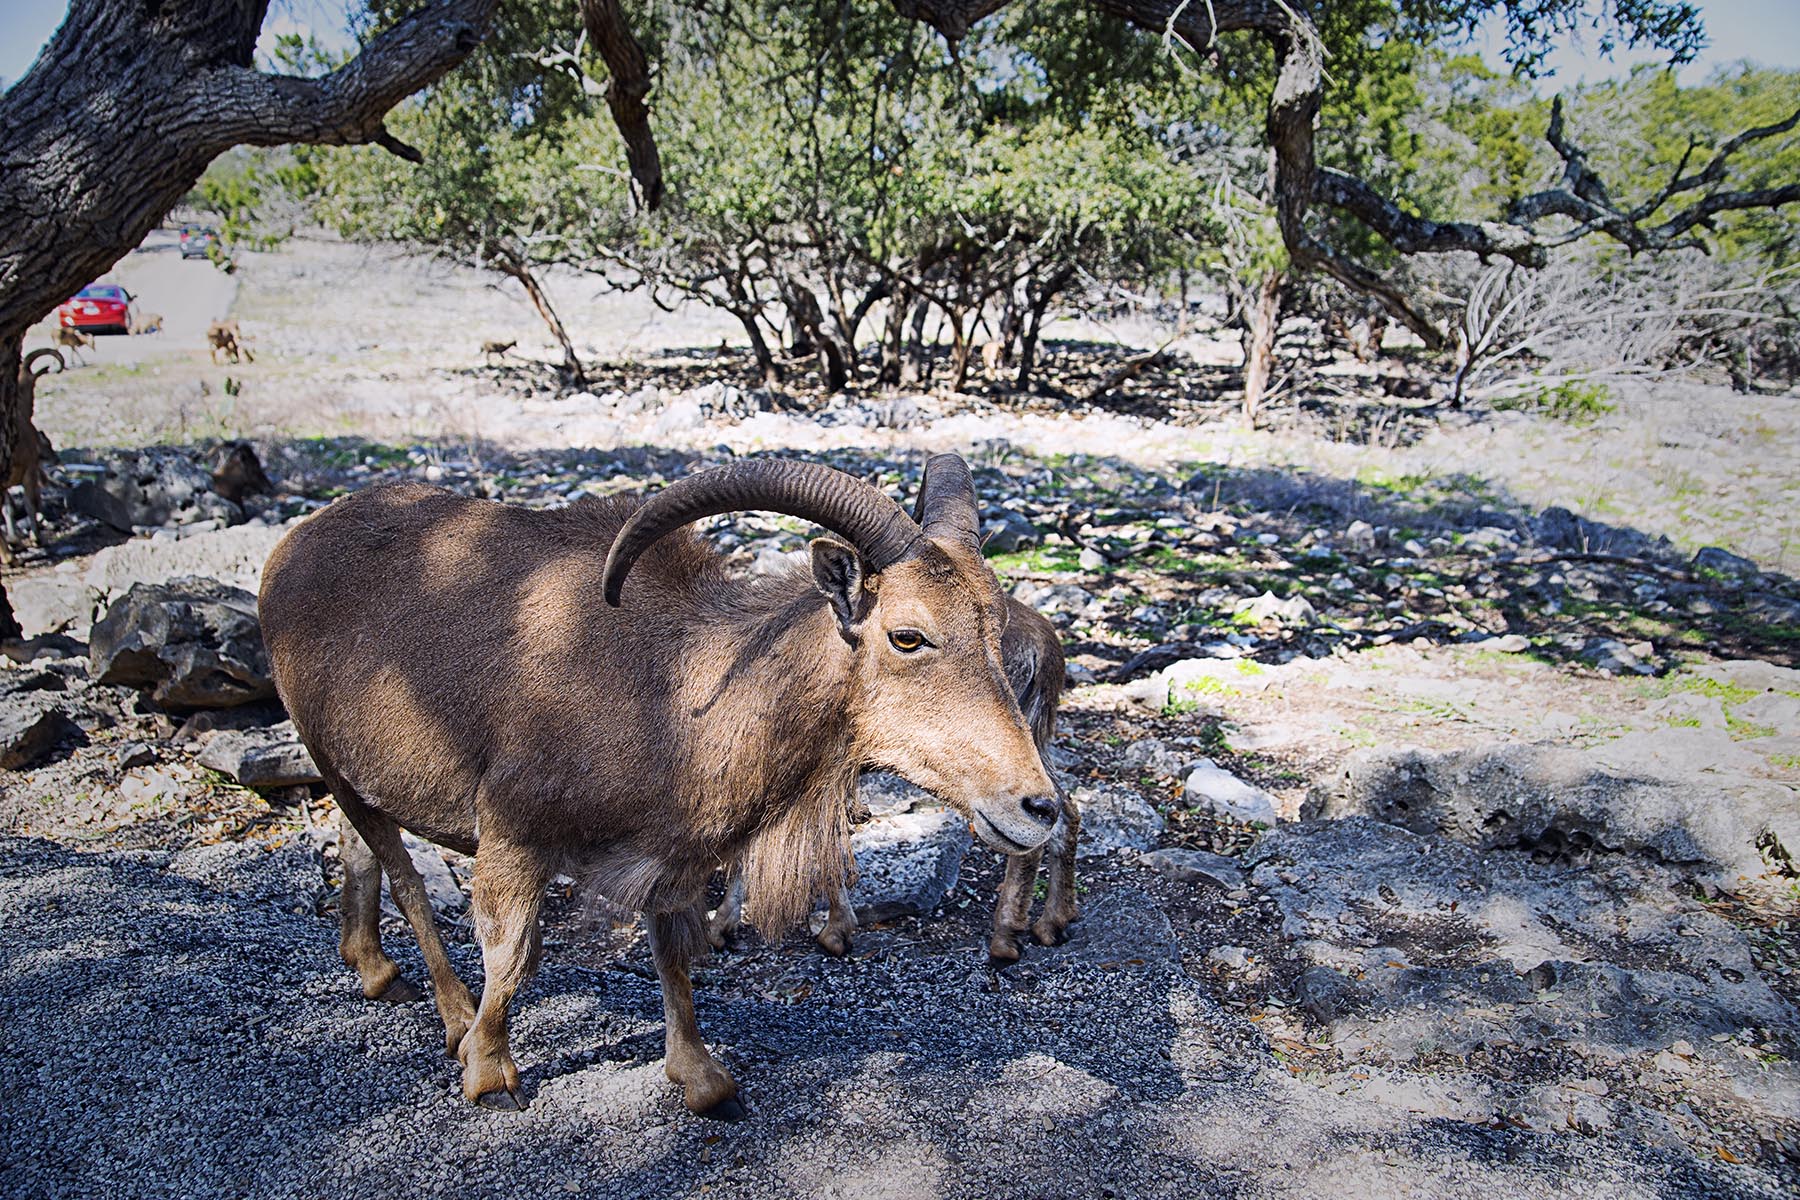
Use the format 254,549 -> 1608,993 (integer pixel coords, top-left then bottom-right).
1494,380 -> 1616,422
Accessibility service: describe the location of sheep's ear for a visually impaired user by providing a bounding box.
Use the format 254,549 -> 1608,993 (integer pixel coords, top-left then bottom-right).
810,537 -> 868,640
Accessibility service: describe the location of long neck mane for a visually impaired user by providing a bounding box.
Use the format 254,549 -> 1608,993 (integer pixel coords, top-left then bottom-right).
676,569 -> 858,933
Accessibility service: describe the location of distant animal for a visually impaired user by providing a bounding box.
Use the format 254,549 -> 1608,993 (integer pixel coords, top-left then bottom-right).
3,348 -> 64,562
481,339 -> 517,362
210,441 -> 272,505
131,312 -> 164,335
258,453 -> 1059,1116
52,328 -> 93,364
207,319 -> 253,365
980,339 -> 1008,379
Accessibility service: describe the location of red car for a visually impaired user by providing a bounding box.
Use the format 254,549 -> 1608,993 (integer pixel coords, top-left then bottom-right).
58,284 -> 137,333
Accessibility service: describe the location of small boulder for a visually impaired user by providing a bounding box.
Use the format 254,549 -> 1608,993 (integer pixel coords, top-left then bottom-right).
847,808 -> 971,922
857,771 -> 928,819
1691,546 -> 1759,581
89,577 -> 274,710
1119,737 -> 1192,781
1580,637 -> 1653,676
981,510 -> 1040,555
1231,591 -> 1315,627
67,480 -> 135,533
196,723 -> 321,789
1183,762 -> 1279,826
0,694 -> 80,768
1072,783 -> 1164,858
1141,848 -> 1245,891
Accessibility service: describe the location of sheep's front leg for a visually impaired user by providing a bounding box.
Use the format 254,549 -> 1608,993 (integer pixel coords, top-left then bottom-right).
649,908 -> 742,1119
988,847 -> 1043,965
1032,797 -> 1081,947
459,841 -> 551,1109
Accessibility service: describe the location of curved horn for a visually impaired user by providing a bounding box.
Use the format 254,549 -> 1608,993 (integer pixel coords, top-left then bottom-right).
22,348 -> 63,378
604,458 -> 921,606
914,453 -> 981,546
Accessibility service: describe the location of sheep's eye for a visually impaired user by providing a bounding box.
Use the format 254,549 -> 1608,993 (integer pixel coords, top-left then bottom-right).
888,629 -> 926,653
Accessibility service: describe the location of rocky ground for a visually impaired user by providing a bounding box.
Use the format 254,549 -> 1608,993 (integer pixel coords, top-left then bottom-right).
3,235 -> 1798,1199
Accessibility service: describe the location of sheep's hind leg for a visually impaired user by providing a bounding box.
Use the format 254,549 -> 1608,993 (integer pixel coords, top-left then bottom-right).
988,848 -> 1043,965
335,810 -> 419,1003
329,779 -> 479,1055
815,878 -> 857,957
705,869 -> 746,950
459,840 -> 552,1109
650,906 -> 742,1119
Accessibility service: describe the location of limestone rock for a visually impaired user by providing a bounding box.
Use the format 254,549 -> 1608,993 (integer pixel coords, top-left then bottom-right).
1071,783 -> 1163,858
89,577 -> 273,711
1140,848 -> 1245,891
1310,741 -> 1792,881
981,510 -> 1040,554
1691,546 -> 1759,580
847,808 -> 972,922
1183,762 -> 1278,826
0,694 -> 80,769
196,723 -> 321,789
1249,818 -> 1795,1062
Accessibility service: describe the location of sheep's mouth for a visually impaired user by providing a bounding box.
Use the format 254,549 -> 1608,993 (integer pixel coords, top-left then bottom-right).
975,811 -> 1038,855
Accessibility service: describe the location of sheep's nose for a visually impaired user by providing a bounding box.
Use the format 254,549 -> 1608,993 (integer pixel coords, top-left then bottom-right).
1021,795 -> 1060,828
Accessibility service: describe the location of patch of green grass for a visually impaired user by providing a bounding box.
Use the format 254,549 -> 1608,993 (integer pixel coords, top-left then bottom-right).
987,546 -> 1082,574
1770,753 -> 1800,772
1726,716 -> 1777,740
1495,381 -> 1616,424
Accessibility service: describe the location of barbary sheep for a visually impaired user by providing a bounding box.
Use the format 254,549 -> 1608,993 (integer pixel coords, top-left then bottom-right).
259,453 -> 1059,1117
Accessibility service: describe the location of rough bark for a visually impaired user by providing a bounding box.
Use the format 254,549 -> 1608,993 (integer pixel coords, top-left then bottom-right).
1014,264 -> 1075,391
785,286 -> 851,391
578,0 -> 665,211
1240,269 -> 1285,424
0,0 -> 497,625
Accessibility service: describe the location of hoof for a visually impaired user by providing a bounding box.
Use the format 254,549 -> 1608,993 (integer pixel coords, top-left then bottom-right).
1031,920 -> 1072,948
701,1095 -> 747,1122
377,977 -> 424,1004
988,938 -> 1022,967
816,929 -> 852,958
476,1088 -> 527,1112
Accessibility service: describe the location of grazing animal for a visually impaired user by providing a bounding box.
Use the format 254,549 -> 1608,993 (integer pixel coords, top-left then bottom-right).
259,454 -> 1058,1117
207,319 -> 252,364
980,339 -> 1007,379
3,348 -> 64,562
52,328 -> 92,364
709,498 -> 1077,963
210,441 -> 272,505
481,339 -> 517,361
132,312 -> 164,335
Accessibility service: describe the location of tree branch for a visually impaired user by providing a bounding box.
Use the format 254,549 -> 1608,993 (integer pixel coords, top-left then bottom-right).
197,0 -> 495,155
580,0 -> 665,211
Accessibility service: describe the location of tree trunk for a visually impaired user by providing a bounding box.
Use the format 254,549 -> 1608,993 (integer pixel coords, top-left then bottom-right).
785,285 -> 849,391
0,337 -> 21,640
1240,269 -> 1285,425
0,0 -> 497,627
846,281 -> 889,351
947,309 -> 975,393
737,312 -> 783,387
878,292 -> 908,386
903,297 -> 933,386
1014,265 -> 1074,392
495,254 -> 585,386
